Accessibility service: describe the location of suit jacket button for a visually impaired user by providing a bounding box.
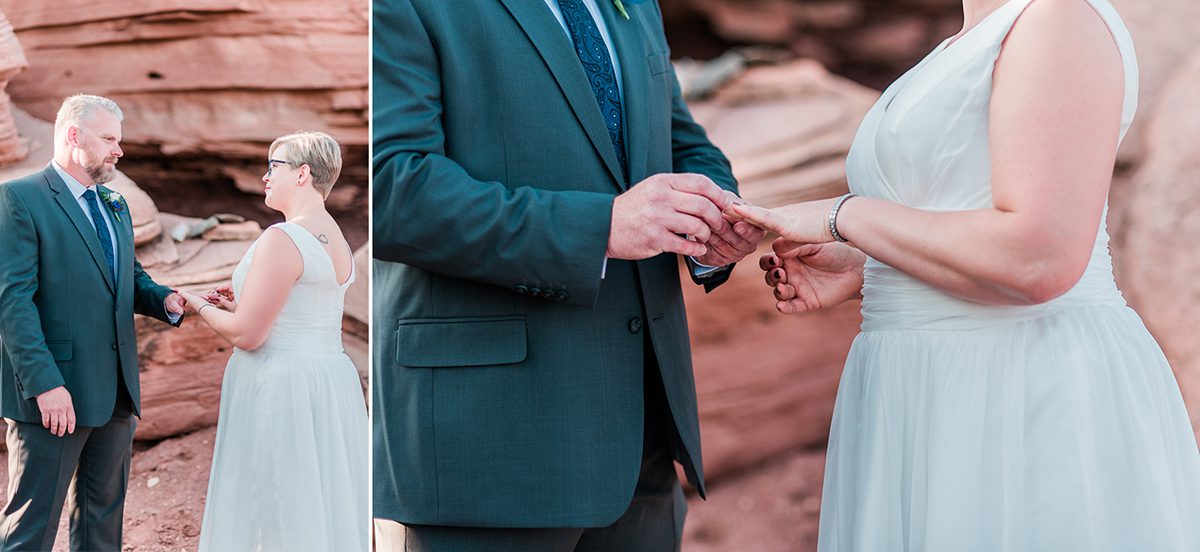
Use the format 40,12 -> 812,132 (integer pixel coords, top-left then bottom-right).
111,343 -> 118,350
628,317 -> 643,334
515,285 -> 528,295
529,287 -> 542,296
556,291 -> 568,302
539,289 -> 554,299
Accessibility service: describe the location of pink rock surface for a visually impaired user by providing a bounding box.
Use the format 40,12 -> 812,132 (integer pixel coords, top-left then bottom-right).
0,0 -> 368,162
1108,0 -> 1200,162
0,10 -> 28,167
1113,50 -> 1200,437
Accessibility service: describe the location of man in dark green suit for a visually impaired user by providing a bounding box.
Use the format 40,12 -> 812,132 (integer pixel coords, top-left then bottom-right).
0,95 -> 185,551
372,0 -> 765,549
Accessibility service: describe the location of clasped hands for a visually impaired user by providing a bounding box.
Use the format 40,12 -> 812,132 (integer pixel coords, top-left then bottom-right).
723,197 -> 868,314
606,173 -> 765,267
176,284 -> 238,314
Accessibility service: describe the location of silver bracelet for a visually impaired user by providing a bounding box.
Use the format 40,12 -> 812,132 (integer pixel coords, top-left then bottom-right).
828,193 -> 857,243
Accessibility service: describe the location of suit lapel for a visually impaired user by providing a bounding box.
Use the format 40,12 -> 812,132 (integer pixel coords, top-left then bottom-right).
45,168 -> 117,295
597,0 -> 649,187
497,0 -> 626,188
97,185 -> 131,292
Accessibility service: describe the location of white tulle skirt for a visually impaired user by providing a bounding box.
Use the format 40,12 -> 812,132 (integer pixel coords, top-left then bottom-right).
818,304 -> 1200,552
198,347 -> 369,552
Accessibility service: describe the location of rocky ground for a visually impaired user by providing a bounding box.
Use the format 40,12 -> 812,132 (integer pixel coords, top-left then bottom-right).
0,427 -> 215,552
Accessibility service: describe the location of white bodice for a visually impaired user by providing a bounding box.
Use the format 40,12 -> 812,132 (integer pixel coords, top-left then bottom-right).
845,0 -> 1139,331
231,222 -> 355,353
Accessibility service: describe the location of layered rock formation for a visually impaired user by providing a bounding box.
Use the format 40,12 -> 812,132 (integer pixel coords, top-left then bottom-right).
0,10 -> 27,167
0,0 -> 369,225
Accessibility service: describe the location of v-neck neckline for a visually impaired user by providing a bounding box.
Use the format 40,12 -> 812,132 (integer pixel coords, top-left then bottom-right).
881,0 -> 1019,114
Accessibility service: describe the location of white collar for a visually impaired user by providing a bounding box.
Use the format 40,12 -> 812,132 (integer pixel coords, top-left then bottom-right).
50,160 -> 98,201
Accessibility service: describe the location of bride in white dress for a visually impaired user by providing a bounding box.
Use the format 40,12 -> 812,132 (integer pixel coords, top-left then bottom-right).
730,0 -> 1200,550
179,132 -> 369,551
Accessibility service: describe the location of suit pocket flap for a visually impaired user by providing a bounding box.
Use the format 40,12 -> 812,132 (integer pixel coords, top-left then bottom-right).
395,317 -> 527,368
46,341 -> 72,362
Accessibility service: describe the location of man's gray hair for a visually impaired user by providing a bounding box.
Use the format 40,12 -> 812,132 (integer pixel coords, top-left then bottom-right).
54,94 -> 123,141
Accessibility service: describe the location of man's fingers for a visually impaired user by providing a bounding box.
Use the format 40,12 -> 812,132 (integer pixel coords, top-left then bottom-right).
66,405 -> 76,435
666,174 -> 729,210
42,410 -> 50,430
663,213 -> 712,244
671,190 -> 726,232
733,221 -> 763,241
661,234 -> 708,258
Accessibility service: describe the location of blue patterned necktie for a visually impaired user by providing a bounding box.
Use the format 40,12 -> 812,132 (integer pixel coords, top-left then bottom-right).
556,0 -> 628,179
82,189 -> 116,284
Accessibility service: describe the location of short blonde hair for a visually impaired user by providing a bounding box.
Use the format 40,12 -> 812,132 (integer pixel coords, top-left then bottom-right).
54,94 -> 123,142
269,131 -> 343,198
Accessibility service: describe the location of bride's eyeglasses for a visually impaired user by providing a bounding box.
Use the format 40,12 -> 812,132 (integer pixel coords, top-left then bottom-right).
265,158 -> 298,177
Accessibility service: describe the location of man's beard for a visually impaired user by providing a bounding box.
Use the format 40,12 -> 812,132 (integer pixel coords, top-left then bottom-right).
84,153 -> 117,184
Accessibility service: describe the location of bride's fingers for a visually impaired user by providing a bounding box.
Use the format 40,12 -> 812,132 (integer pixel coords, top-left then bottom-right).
725,204 -> 781,234
774,283 -> 796,301
777,299 -> 808,315
773,238 -> 818,258
765,267 -> 786,287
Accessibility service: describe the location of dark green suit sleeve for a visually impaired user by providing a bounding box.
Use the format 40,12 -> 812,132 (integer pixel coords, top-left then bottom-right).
132,260 -> 179,326
372,0 -> 614,308
0,186 -> 64,399
659,11 -> 740,292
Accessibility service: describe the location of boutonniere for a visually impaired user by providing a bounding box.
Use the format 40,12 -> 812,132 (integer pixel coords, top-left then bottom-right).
612,0 -> 648,20
102,190 -> 127,222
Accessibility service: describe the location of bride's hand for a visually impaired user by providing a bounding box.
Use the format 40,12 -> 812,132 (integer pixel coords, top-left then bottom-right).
761,238 -> 866,314
725,198 -> 839,244
205,283 -> 237,312
177,290 -> 212,314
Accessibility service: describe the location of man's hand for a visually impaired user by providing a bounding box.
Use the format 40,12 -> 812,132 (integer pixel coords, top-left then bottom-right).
607,173 -> 731,261
694,219 -> 766,268
36,386 -> 75,437
164,292 -> 186,316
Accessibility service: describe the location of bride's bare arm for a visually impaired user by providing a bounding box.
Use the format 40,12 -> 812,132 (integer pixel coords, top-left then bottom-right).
185,228 -> 302,350
734,0 -> 1125,306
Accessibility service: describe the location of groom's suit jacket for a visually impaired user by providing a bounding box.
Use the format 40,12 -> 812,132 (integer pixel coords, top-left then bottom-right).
0,166 -> 179,428
373,0 -> 738,527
